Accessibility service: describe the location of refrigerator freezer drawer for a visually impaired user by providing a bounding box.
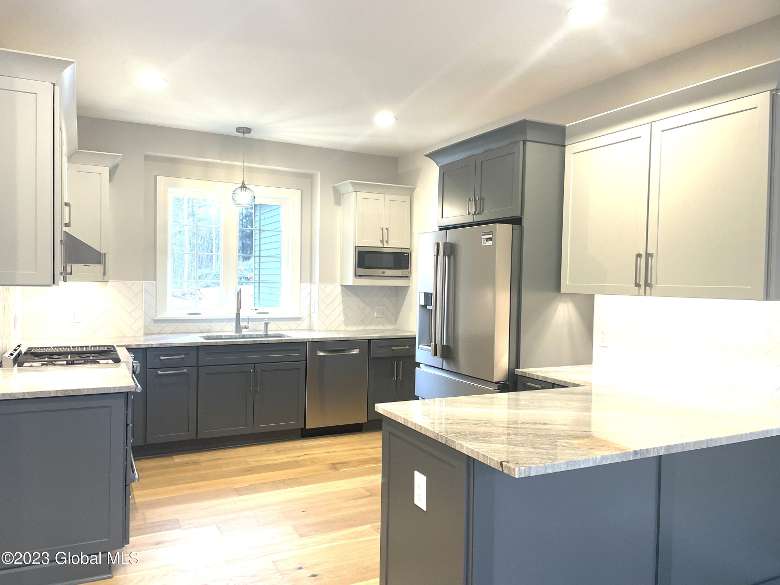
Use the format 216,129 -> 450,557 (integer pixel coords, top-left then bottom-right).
415,365 -> 502,399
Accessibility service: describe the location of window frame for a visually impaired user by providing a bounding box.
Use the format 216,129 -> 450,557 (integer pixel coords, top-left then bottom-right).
156,175 -> 301,319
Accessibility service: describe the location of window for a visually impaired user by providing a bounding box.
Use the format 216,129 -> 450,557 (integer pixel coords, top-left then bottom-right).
156,176 -> 301,318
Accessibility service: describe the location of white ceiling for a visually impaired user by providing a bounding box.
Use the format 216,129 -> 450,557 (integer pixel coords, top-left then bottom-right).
1,0 -> 779,156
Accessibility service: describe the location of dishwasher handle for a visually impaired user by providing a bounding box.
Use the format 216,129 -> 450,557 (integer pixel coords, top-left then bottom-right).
315,348 -> 361,356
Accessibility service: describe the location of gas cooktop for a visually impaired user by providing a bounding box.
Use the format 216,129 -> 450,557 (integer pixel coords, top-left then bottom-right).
17,345 -> 121,367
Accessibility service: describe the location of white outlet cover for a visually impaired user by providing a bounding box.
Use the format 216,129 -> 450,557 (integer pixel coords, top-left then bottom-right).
413,470 -> 427,511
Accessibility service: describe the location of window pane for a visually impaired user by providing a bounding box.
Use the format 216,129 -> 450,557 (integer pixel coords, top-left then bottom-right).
237,203 -> 283,309
168,194 -> 223,312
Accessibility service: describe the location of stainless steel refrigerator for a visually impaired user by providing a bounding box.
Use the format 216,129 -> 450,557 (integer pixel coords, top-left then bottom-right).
415,221 -> 593,398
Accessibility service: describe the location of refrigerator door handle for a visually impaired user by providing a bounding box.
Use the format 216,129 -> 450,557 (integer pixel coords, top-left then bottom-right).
431,242 -> 441,357
440,243 -> 452,352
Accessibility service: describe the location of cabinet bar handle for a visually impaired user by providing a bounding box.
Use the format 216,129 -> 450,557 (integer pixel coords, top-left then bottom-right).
380,226 -> 384,246
398,360 -> 403,381
467,197 -> 473,215
316,348 -> 360,356
155,368 -> 187,376
392,360 -> 398,381
391,346 -> 411,351
63,201 -> 72,228
251,365 -> 257,394
645,252 -> 655,289
634,253 -> 642,289
158,354 -> 187,360
265,353 -> 302,358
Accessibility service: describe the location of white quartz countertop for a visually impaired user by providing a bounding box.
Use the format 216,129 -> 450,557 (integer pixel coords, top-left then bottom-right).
515,364 -> 593,387
376,382 -> 780,479
105,329 -> 416,349
0,347 -> 137,400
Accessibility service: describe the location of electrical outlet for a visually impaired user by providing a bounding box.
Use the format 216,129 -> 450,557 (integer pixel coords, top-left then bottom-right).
413,470 -> 427,511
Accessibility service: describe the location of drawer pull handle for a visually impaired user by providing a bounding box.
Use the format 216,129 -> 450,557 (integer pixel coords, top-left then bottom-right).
156,369 -> 187,376
158,354 -> 187,360
266,353 -> 302,358
390,346 -> 411,351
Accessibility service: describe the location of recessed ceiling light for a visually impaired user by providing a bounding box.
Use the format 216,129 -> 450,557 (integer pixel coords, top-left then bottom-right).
566,0 -> 607,28
135,68 -> 168,91
373,110 -> 397,128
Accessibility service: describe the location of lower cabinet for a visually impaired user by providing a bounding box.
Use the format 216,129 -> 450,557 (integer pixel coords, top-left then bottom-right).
0,394 -> 128,584
196,361 -> 306,438
197,364 -> 254,438
253,362 -> 306,431
368,356 -> 415,420
146,366 -> 198,443
369,338 -> 416,421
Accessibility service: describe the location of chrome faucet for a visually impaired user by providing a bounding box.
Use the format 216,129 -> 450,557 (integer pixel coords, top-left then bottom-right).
234,288 -> 245,334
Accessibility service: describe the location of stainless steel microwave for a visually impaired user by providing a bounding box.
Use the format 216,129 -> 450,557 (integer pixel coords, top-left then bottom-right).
355,247 -> 411,278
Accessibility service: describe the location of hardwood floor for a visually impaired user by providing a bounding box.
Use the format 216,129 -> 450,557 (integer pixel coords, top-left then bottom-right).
97,431 -> 382,585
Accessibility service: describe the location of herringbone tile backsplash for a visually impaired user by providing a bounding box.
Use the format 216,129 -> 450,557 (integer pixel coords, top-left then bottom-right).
2,280 -> 409,344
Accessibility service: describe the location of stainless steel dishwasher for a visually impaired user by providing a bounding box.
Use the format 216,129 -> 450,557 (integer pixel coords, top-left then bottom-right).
306,340 -> 368,428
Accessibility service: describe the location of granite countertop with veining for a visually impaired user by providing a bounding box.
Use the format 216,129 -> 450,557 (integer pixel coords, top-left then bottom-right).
0,347 -> 137,400
376,383 -> 780,479
103,329 -> 416,349
515,364 -> 593,387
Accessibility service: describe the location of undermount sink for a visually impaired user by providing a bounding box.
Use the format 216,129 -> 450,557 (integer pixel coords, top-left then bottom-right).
200,332 -> 290,341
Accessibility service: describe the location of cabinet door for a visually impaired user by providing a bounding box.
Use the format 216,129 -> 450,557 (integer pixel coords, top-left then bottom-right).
561,125 -> 651,295
475,143 -> 522,221
355,192 -> 386,247
253,361 -> 306,432
646,93 -> 772,300
66,164 -> 109,282
384,194 -> 411,248
439,156 -> 476,227
0,75 -> 54,285
395,357 -> 415,402
0,394 -> 127,567
368,358 -> 398,421
146,367 -> 197,443
197,364 -> 254,438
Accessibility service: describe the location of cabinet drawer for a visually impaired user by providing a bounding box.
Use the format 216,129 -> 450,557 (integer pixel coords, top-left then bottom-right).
198,343 -> 306,366
516,375 -> 556,391
370,338 -> 416,358
147,346 -> 197,368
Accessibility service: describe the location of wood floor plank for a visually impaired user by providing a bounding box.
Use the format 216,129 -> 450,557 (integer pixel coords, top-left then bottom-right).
94,431 -> 382,585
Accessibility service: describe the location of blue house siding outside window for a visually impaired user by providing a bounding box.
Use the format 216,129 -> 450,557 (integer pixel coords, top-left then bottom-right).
239,204 -> 282,308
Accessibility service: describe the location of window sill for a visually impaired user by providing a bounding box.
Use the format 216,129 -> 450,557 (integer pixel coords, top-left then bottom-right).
153,313 -> 304,322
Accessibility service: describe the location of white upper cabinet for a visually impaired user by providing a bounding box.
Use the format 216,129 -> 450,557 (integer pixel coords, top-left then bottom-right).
562,125 -> 651,295
0,50 -> 77,286
384,195 -> 411,248
0,75 -> 55,285
646,93 -> 771,300
563,84 -> 780,301
336,180 -> 414,286
354,192 -> 386,247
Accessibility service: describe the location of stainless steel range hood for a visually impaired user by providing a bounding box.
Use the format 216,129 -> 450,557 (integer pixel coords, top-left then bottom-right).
63,231 -> 103,265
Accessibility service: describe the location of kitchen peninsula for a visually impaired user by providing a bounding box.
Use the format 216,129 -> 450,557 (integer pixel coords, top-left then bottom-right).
376,382 -> 780,585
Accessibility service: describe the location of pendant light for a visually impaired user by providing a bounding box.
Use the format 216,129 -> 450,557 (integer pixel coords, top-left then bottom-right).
231,126 -> 255,207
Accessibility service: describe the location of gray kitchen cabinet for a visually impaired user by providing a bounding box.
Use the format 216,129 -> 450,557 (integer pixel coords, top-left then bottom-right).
368,338 -> 416,421
197,364 -> 254,438
146,366 -> 197,443
0,393 -> 129,585
428,120 -> 565,228
380,421 -> 470,585
438,156 -> 477,227
253,361 -> 306,432
128,348 -> 147,446
475,142 -> 523,222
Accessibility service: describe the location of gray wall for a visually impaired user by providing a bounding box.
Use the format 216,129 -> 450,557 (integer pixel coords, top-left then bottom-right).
77,117 -> 400,284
